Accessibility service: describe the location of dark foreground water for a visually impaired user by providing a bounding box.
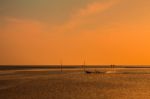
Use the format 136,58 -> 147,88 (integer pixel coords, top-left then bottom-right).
0,67 -> 150,99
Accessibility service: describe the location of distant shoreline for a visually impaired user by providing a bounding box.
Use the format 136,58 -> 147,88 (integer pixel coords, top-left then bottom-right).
0,65 -> 150,70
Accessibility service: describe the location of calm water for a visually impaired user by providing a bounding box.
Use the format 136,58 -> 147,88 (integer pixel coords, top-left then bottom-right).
1,67 -> 150,75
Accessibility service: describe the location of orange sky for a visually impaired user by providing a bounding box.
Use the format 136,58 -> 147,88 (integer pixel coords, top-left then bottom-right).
1,0 -> 150,65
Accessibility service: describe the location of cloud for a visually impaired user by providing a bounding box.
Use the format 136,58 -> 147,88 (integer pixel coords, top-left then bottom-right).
74,0 -> 119,17
4,17 -> 43,29
2,17 -> 47,45
57,0 -> 121,34
3,17 -> 54,38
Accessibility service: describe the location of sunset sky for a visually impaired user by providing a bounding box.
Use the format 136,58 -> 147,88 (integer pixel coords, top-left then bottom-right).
1,0 -> 150,65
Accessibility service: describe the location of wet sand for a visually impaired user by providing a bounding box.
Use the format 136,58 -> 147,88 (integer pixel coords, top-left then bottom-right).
0,69 -> 150,99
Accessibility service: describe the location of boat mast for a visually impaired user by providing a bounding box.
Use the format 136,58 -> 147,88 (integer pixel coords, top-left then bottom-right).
83,60 -> 86,72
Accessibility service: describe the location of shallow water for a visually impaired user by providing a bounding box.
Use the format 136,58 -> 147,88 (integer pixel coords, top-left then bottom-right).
1,67 -> 150,75
0,68 -> 150,99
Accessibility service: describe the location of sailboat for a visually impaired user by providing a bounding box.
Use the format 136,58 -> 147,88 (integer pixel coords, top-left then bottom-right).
83,61 -> 92,74
83,61 -> 102,74
82,60 -> 91,74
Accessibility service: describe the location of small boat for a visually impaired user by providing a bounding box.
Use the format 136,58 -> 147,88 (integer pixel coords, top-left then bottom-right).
84,70 -> 105,74
85,71 -> 92,74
